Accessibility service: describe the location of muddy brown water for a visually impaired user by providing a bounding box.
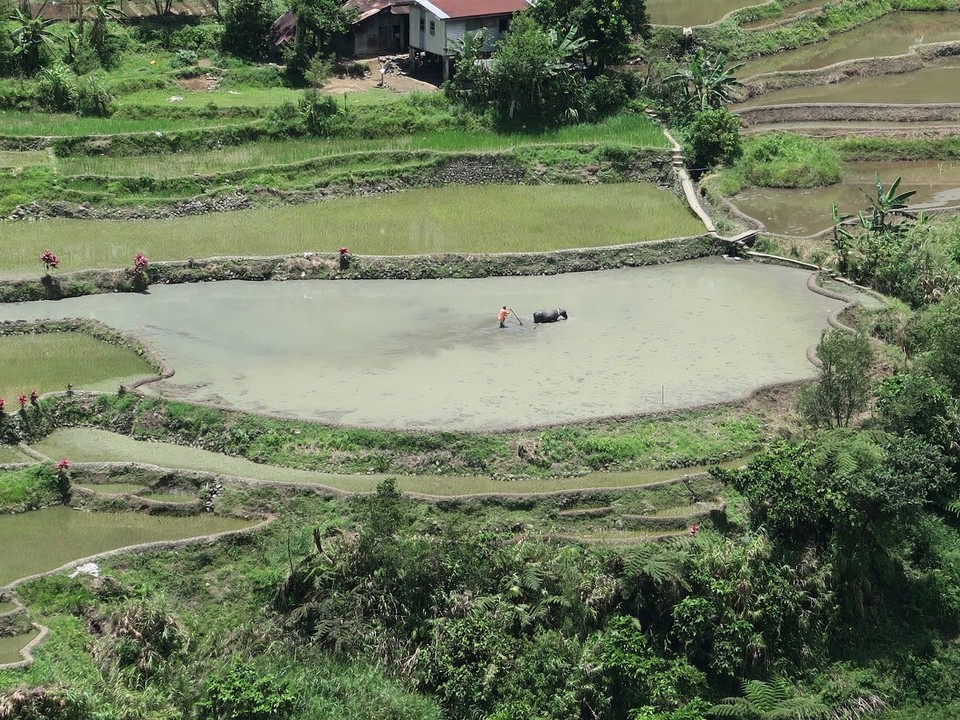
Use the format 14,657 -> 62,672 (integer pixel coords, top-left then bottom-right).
648,0 -> 759,26
0,506 -> 254,588
0,258 -> 845,430
740,12 -> 960,75
731,159 -> 960,236
737,60 -> 960,106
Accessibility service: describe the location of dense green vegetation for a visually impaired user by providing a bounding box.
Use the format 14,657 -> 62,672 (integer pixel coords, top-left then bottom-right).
708,134 -> 843,196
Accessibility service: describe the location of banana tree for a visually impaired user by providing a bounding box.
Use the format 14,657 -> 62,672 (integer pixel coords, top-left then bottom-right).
9,9 -> 58,72
666,47 -> 744,114
86,0 -> 126,50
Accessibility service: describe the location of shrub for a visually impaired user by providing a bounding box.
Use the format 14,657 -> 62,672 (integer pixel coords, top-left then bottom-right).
196,659 -> 296,720
77,75 -> 114,117
685,107 -> 742,171
736,133 -> 842,188
36,63 -> 79,113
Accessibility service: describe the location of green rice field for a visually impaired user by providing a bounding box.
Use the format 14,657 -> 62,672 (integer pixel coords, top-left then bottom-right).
0,111 -> 243,137
56,115 -> 669,177
0,184 -> 705,277
0,151 -> 50,168
30,428 -> 741,495
0,333 -> 155,401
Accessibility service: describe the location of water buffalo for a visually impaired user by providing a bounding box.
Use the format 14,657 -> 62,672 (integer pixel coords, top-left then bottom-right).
533,308 -> 568,324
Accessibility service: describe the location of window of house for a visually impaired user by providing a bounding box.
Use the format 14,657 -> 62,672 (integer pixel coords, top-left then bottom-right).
499,16 -> 509,32
429,20 -> 436,35
419,17 -> 425,32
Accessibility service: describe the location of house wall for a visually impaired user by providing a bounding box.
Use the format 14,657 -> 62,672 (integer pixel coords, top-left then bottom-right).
409,5 -> 448,56
353,10 -> 409,55
409,6 -> 510,56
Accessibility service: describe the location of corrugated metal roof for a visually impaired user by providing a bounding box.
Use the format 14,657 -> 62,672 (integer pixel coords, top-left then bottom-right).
414,0 -> 529,20
345,0 -> 390,22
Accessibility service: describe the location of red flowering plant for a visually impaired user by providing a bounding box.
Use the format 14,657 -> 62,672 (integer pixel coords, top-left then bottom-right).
40,250 -> 60,275
55,458 -> 71,488
0,398 -> 5,415
132,252 -> 150,290
18,394 -> 27,410
30,389 -> 38,404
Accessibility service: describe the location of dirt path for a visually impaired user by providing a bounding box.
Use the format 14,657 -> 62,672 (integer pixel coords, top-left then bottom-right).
322,57 -> 442,96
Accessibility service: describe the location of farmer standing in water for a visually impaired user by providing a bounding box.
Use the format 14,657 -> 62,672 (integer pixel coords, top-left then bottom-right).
498,305 -> 511,328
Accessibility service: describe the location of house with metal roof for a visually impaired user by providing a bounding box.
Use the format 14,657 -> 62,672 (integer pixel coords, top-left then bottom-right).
345,0 -> 411,55
408,0 -> 531,79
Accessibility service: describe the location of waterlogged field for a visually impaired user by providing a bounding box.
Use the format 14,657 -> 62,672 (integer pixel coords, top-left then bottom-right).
0,506 -> 254,587
33,428 -> 751,494
731,158 -> 960,236
0,629 -> 39,666
0,184 -> 704,278
56,115 -> 669,178
0,446 -> 31,464
740,12 -> 960,76
647,0 -> 761,25
0,333 -> 156,401
0,258 -> 844,429
737,61 -> 960,106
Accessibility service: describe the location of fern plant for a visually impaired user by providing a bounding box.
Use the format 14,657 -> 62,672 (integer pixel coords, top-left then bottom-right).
709,678 -> 829,719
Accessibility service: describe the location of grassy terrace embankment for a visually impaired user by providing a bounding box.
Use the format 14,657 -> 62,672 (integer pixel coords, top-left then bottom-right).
0,393 -> 767,479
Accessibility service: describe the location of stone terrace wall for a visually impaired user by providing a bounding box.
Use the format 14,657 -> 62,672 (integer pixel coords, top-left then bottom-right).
736,102 -> 960,127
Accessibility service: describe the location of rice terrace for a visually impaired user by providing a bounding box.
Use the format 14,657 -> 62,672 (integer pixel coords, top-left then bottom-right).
2,0 -> 960,719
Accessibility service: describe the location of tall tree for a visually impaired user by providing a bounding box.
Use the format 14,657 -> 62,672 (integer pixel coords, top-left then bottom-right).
799,329 -> 874,429
285,0 -> 355,83
531,0 -> 648,71
487,13 -> 588,130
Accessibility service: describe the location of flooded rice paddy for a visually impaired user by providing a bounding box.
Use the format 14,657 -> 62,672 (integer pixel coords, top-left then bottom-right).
0,629 -> 39,666
647,0 -> 759,26
0,506 -> 254,588
740,12 -> 960,76
736,60 -> 960,106
0,258 -> 844,430
731,159 -> 960,236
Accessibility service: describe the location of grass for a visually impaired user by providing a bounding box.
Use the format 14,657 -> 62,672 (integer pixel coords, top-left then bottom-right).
56,114 -> 669,178
0,333 -> 155,401
117,85 -> 303,111
30,428 -> 746,495
0,184 -> 704,277
0,464 -> 60,510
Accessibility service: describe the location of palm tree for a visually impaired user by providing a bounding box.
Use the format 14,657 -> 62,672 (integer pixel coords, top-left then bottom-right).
9,9 -> 58,72
710,678 -> 829,719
